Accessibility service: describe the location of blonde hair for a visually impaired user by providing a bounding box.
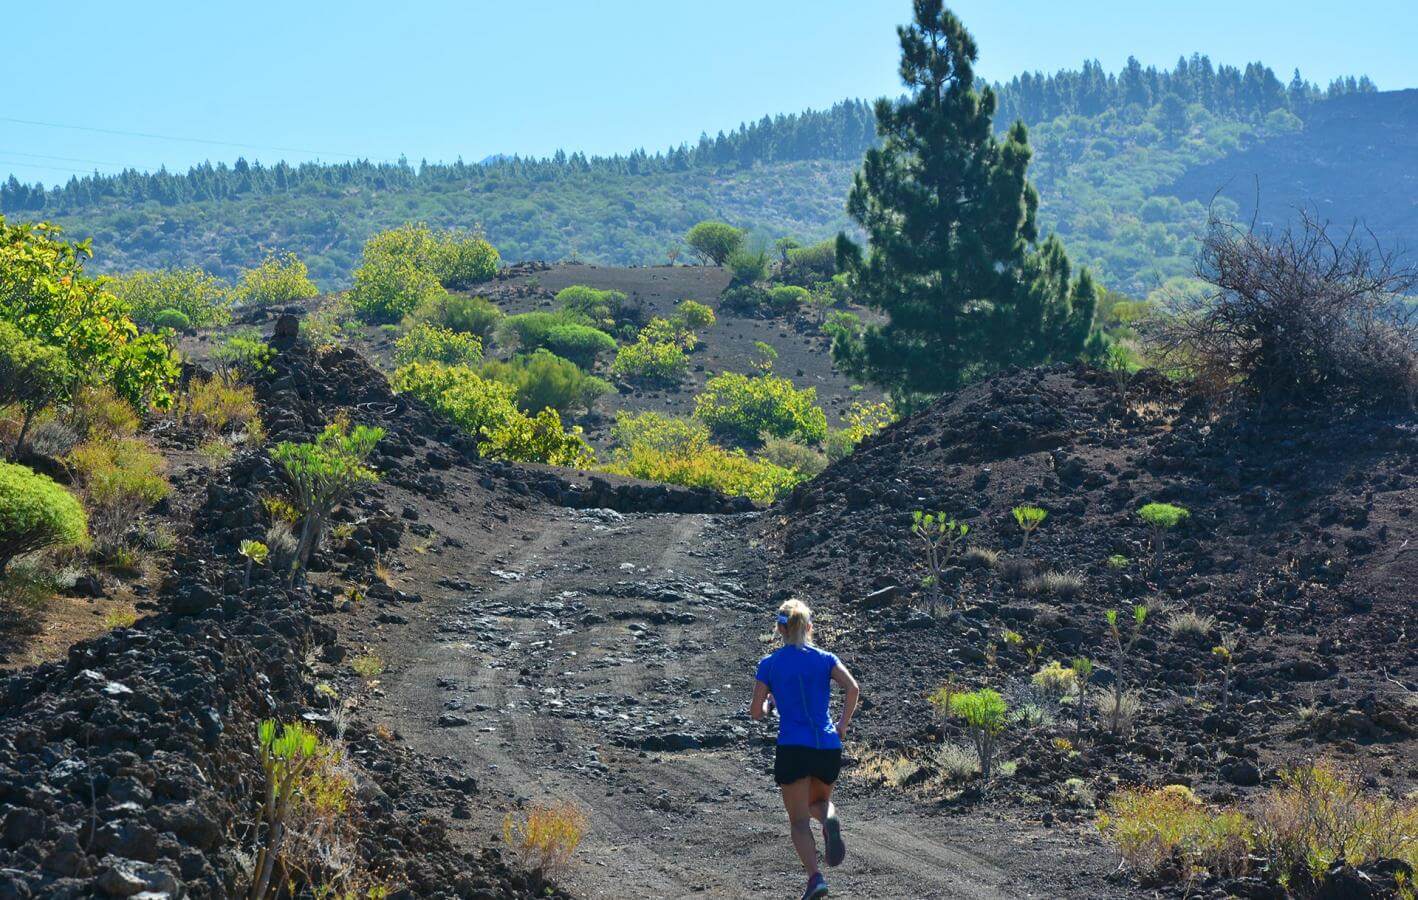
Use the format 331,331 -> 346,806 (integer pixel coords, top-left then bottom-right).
777,599 -> 813,646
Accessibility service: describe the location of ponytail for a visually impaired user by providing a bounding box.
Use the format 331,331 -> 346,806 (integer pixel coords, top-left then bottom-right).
777,598 -> 813,646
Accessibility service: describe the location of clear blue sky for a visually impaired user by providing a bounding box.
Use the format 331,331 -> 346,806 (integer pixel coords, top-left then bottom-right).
3,0 -> 1414,187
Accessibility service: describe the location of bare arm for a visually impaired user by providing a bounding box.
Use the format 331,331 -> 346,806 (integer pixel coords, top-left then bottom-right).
749,680 -> 774,721
831,662 -> 860,737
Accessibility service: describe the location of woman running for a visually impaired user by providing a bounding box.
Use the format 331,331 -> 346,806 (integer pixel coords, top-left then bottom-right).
750,599 -> 861,899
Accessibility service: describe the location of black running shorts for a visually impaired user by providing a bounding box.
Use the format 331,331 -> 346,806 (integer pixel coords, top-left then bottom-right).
774,745 -> 842,786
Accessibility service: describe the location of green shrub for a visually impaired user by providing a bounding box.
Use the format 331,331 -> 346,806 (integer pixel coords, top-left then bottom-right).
271,419 -> 384,568
948,689 -> 1008,780
823,309 -> 864,346
186,376 -> 261,436
611,336 -> 688,384
604,442 -> 800,503
685,221 -> 744,266
407,293 -> 503,340
784,239 -> 837,281
0,461 -> 88,573
556,285 -> 629,330
1099,786 -> 1252,880
767,285 -> 810,313
67,437 -> 169,561
826,400 -> 895,462
674,300 -> 716,331
543,324 -> 617,369
391,362 -> 593,466
395,323 -> 484,367
759,436 -> 827,478
727,248 -> 770,286
640,316 -> 698,351
212,328 -> 275,381
480,350 -> 610,414
150,308 -> 192,332
0,321 -> 72,454
480,406 -> 595,468
109,267 -> 232,329
349,253 -> 446,324
435,230 -> 500,288
609,411 -> 710,456
1012,505 -> 1048,549
1139,501 -> 1190,565
0,219 -> 178,412
693,371 -> 828,445
232,252 -> 319,308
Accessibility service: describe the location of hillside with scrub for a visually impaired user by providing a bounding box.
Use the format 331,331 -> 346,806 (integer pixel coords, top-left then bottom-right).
2,61 -> 1402,298
0,3 -> 1414,899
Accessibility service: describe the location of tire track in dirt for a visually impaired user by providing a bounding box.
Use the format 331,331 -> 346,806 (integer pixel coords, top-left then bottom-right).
369,507 -> 1126,898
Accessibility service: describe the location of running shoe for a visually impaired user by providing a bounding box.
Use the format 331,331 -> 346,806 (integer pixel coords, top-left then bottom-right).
801,872 -> 829,899
823,813 -> 846,867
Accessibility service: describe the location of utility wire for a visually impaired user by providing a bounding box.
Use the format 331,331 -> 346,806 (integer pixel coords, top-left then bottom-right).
0,115 -> 365,159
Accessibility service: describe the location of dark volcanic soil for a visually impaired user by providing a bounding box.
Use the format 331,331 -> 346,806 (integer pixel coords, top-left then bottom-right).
762,364 -> 1416,823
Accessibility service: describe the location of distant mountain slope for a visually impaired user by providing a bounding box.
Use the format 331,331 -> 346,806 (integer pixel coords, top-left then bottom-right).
4,64 -> 1401,297
1169,89 -> 1418,257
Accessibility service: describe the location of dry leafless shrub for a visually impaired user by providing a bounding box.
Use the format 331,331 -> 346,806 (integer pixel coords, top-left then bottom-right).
1147,211 -> 1418,412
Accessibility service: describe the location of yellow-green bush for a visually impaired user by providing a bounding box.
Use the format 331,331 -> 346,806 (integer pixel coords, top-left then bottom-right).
109,266 -> 232,329
759,435 -> 827,478
391,361 -> 593,466
481,407 -> 595,469
556,285 -> 629,330
827,399 -> 897,461
1098,786 -> 1252,880
605,411 -> 801,502
604,442 -> 801,503
436,229 -> 501,288
479,350 -> 609,415
609,411 -> 710,456
70,384 -> 141,440
674,299 -> 716,331
67,436 -> 169,559
231,252 -> 319,308
1254,760 -> 1418,888
186,376 -> 260,435
407,293 -> 503,340
611,336 -> 688,384
640,316 -> 698,351
0,460 -> 88,573
693,371 -> 828,445
395,323 -> 484,367
349,252 -> 446,325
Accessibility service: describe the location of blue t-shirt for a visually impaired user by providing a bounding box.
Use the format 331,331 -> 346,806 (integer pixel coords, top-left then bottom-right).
755,644 -> 842,749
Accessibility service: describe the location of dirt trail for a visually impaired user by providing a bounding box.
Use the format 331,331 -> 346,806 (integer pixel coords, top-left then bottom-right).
367,506 -> 1123,899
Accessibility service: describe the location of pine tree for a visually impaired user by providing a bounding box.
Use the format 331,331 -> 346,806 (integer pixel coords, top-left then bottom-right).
834,0 -> 1098,406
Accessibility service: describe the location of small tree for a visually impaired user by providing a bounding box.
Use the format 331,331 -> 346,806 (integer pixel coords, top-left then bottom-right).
0,322 -> 72,455
239,539 -> 269,589
949,689 -> 1008,780
1138,502 -> 1189,567
1212,632 -> 1239,710
1103,606 -> 1148,733
0,461 -> 88,574
911,511 -> 968,612
1070,657 -> 1094,738
1012,505 -> 1048,550
685,221 -> 744,266
270,420 -> 384,569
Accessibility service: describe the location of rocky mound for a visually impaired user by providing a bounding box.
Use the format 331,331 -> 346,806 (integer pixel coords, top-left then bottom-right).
0,333 -> 604,898
763,364 -> 1416,804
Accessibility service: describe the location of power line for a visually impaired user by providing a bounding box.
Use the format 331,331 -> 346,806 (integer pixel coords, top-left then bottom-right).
0,149 -> 131,167
0,158 -> 94,176
0,115 -> 366,160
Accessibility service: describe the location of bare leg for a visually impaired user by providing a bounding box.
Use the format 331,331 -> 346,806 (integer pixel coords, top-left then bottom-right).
780,779 -> 819,877
808,777 -> 835,823
811,777 -> 846,867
